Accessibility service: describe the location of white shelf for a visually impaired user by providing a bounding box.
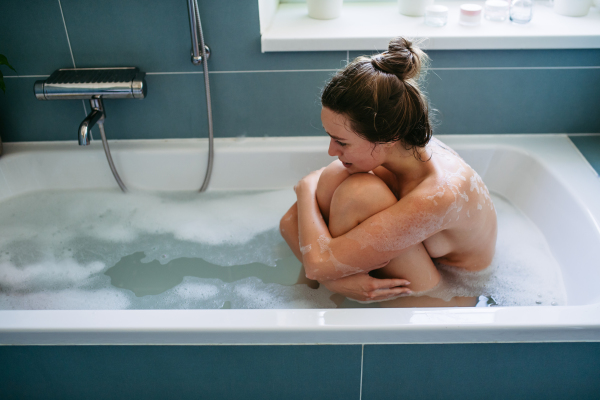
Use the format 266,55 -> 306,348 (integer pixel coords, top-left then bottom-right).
261,1 -> 600,52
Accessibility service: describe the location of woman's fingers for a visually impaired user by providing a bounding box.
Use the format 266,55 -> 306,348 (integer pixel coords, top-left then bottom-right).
367,278 -> 411,291
366,287 -> 412,301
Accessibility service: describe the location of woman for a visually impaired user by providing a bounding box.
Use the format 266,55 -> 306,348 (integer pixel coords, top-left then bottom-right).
280,38 -> 497,307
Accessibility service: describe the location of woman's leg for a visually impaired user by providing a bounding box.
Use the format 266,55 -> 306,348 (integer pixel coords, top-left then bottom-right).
327,172 -> 442,296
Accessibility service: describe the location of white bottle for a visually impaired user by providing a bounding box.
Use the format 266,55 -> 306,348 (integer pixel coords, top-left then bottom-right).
307,0 -> 344,20
398,0 -> 434,17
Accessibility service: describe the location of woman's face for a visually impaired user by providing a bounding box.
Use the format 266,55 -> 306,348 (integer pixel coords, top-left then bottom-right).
321,107 -> 387,173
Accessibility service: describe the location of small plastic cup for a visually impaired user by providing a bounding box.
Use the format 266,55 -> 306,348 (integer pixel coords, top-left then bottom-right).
485,0 -> 510,21
425,5 -> 449,27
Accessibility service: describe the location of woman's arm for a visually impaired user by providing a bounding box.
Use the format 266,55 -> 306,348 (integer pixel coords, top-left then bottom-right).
280,201 -> 411,301
296,170 -> 446,281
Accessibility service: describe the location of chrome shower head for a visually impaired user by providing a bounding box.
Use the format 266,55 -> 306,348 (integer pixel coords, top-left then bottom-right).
34,67 -> 147,100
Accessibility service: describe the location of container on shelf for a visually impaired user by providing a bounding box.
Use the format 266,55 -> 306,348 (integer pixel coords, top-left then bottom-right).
459,4 -> 483,26
425,5 -> 449,26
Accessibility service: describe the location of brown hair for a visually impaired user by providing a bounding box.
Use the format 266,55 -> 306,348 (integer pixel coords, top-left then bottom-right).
321,37 -> 434,156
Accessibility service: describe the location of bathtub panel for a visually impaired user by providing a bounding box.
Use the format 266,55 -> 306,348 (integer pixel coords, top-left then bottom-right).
362,343 -> 600,400
0,345 -> 362,400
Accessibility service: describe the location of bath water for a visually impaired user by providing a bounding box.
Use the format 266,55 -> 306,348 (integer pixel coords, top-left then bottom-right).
0,189 -> 566,309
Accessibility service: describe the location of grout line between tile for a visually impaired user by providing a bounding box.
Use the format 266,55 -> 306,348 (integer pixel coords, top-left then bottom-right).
57,0 -> 76,68
360,344 -> 364,400
57,0 -> 87,117
3,75 -> 50,79
6,67 -> 599,80
431,66 -> 600,70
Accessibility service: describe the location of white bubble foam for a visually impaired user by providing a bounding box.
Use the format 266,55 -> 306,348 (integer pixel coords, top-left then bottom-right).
0,189 -> 567,309
413,195 -> 567,306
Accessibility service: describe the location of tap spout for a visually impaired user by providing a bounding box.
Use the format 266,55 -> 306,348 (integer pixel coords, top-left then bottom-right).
79,98 -> 105,146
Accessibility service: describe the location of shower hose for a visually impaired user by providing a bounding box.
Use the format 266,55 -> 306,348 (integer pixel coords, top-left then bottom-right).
191,0 -> 214,193
102,1 -> 215,194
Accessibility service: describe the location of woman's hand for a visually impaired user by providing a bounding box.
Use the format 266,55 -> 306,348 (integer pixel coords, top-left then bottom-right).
294,167 -> 325,195
321,273 -> 412,302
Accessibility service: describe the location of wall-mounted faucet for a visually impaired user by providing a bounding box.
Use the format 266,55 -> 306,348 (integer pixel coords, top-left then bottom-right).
34,67 -> 147,192
79,98 -> 105,146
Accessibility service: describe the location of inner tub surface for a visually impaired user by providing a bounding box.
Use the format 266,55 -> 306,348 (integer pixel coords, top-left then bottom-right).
0,134 -> 599,344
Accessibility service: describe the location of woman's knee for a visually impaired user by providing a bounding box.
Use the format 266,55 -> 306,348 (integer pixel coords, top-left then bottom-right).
331,173 -> 397,218
329,173 -> 397,236
316,160 -> 351,221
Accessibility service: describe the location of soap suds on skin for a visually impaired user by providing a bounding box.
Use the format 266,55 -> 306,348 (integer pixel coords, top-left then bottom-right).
316,235 -> 360,277
300,244 -> 312,255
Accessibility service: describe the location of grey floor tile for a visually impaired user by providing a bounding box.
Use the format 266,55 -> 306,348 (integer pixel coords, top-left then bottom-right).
0,345 -> 362,400
0,0 -> 74,76
362,343 -> 600,400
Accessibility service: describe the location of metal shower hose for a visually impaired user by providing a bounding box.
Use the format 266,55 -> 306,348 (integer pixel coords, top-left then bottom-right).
190,0 -> 214,193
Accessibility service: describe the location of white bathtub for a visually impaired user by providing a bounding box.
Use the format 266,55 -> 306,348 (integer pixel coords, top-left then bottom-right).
0,134 -> 599,345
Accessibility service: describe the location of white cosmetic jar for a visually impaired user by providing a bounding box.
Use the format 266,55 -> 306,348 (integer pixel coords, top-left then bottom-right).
425,5 -> 449,26
485,0 -> 509,21
460,4 -> 483,25
398,0 -> 434,17
554,0 -> 593,17
307,0 -> 344,20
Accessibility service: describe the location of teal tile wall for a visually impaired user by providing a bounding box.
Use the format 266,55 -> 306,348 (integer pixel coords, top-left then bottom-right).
1,0 -> 599,142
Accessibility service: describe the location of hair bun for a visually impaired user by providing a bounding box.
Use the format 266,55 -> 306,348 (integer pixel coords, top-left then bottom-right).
370,37 -> 423,81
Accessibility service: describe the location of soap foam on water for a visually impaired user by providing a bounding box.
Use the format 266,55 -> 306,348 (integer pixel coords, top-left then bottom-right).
0,189 -> 566,309
413,195 -> 567,306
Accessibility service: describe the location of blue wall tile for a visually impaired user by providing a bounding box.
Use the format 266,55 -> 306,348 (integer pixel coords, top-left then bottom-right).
362,343 -> 600,400
1,1 -> 599,142
0,345 -> 362,400
427,68 -> 600,134
210,71 -> 332,138
0,77 -> 87,142
0,0 -> 73,76
59,0 -> 345,73
352,49 -> 600,68
101,73 -> 207,140
570,135 -> 600,175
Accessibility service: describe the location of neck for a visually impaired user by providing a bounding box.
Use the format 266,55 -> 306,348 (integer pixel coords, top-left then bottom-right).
382,142 -> 433,184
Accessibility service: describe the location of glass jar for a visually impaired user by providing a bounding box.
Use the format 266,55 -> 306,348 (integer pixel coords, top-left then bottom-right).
425,5 -> 448,27
509,0 -> 533,24
485,0 -> 510,21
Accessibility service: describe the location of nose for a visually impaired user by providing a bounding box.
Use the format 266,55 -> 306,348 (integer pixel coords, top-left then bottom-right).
328,138 -> 340,157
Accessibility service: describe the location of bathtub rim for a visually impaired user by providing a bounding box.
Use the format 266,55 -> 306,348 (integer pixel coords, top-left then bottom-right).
0,305 -> 599,345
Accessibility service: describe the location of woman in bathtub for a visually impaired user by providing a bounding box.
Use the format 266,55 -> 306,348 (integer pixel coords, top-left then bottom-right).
279,37 -> 497,307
